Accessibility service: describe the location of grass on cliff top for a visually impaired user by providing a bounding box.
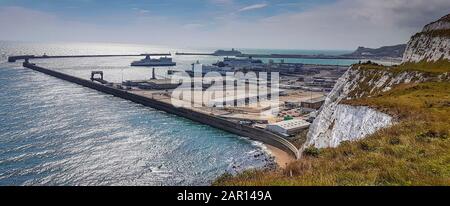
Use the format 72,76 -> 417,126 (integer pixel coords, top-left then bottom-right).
356,59 -> 450,74
214,81 -> 450,186
343,82 -> 450,120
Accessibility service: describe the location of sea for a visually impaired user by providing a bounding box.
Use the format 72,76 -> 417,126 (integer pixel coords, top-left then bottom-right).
0,41 -> 356,185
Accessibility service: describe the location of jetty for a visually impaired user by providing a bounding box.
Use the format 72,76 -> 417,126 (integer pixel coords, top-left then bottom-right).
7,53 -> 171,63
175,51 -> 357,59
237,53 -> 356,59
14,57 -> 300,160
175,52 -> 213,56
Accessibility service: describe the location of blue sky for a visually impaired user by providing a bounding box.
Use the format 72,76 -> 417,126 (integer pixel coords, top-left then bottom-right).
1,0 -> 449,49
0,0 -> 333,24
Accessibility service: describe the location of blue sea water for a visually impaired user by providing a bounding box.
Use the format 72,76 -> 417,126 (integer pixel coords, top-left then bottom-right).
0,41 -> 352,185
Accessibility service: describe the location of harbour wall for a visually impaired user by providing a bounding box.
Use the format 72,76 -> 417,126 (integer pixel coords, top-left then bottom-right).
22,62 -> 300,159
8,54 -> 171,62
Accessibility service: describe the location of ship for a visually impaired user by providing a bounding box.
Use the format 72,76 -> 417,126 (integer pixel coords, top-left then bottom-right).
188,61 -> 233,76
212,48 -> 242,56
131,55 -> 176,67
213,57 -> 263,68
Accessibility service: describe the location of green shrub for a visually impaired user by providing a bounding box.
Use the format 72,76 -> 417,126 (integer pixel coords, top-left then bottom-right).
303,147 -> 320,157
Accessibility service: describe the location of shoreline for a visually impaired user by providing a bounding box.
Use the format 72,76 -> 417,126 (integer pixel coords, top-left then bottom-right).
265,144 -> 295,168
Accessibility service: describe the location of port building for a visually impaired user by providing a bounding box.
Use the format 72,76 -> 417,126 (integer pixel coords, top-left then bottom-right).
266,119 -> 310,137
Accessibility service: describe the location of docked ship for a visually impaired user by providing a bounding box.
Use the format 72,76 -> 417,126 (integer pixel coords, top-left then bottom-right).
131,55 -> 176,67
188,61 -> 233,76
213,57 -> 263,69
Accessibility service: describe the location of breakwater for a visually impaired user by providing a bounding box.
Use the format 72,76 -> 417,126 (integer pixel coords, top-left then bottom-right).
21,61 -> 300,159
8,53 -> 171,62
174,52 -> 357,59
238,53 -> 356,59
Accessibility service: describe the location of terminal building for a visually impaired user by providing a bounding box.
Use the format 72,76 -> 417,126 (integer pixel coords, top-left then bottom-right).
266,119 -> 310,137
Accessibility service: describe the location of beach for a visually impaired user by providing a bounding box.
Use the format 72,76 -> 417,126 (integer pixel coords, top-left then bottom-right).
265,144 -> 295,168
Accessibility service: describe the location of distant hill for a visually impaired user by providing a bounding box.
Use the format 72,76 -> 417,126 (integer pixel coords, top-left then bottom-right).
342,44 -> 406,59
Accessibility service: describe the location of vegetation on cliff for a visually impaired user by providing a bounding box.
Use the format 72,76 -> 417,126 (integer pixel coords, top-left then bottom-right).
357,59 -> 450,74
214,62 -> 450,186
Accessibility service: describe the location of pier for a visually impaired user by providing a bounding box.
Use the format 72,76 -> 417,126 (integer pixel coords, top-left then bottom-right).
7,53 -> 171,63
237,53 -> 356,59
175,52 -> 213,56
175,51 -> 357,59
17,59 -> 300,160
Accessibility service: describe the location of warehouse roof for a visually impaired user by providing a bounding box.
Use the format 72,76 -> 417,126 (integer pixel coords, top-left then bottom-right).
268,119 -> 310,130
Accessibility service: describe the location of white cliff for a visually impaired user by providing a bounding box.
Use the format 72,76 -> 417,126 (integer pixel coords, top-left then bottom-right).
306,104 -> 392,148
402,14 -> 450,63
304,67 -> 386,149
304,66 -> 424,149
304,14 -> 450,150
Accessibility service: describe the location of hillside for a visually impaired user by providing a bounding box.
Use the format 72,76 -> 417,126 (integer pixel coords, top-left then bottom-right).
403,14 -> 450,62
343,44 -> 406,59
214,14 -> 450,186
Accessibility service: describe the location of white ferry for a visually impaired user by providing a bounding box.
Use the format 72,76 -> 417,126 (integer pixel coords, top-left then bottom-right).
131,55 -> 176,67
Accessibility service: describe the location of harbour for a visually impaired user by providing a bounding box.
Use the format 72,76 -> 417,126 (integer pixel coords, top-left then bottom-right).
0,0 -> 448,190
0,42 -> 362,185
0,58 -> 273,186
19,59 -> 301,160
8,47 -> 355,165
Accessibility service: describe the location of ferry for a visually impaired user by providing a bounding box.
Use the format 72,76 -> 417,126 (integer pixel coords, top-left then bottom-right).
131,55 -> 176,67
213,57 -> 263,68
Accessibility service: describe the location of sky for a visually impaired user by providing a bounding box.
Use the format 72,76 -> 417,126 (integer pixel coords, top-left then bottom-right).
0,0 -> 449,50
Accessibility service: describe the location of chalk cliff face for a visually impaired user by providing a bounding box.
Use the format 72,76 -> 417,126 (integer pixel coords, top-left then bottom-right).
303,67 -> 424,149
402,14 -> 450,63
304,14 -> 450,150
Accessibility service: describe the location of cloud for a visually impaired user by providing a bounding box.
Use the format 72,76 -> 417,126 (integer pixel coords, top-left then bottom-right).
238,3 -> 267,12
1,0 -> 450,50
220,0 -> 450,49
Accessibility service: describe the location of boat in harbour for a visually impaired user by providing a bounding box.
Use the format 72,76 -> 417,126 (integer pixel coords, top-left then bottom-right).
131,55 -> 176,67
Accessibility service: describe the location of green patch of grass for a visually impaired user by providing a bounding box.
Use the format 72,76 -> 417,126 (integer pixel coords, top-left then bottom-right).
342,82 -> 450,120
394,59 -> 450,74
354,61 -> 387,70
303,147 -> 320,157
345,59 -> 450,100
356,59 -> 450,74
